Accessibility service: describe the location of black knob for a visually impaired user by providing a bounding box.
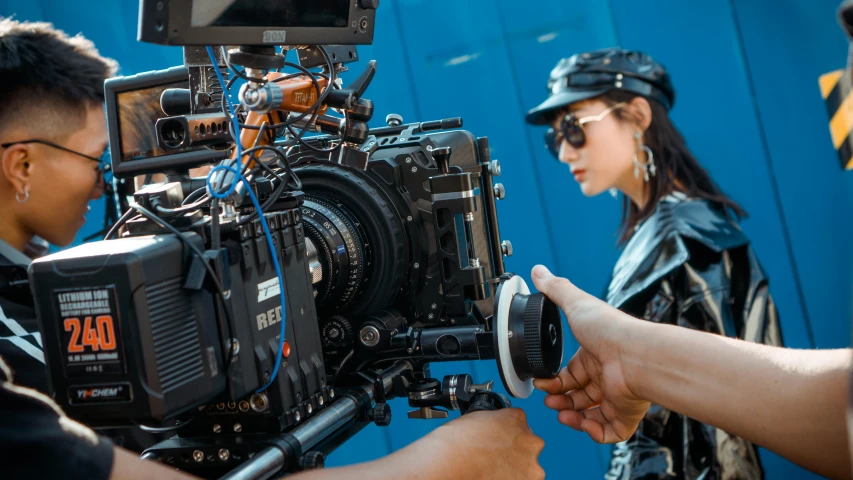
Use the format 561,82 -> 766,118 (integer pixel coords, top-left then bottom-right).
302,451 -> 325,470
508,293 -> 563,379
359,0 -> 380,9
368,402 -> 392,426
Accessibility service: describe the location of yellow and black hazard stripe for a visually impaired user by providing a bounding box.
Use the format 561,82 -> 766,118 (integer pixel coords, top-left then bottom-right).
820,68 -> 853,170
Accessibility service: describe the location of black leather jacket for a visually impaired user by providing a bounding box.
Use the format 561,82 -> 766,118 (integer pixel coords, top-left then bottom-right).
604,194 -> 783,480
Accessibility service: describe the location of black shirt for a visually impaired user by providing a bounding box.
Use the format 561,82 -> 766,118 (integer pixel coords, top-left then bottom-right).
0,354 -> 114,479
0,238 -> 49,392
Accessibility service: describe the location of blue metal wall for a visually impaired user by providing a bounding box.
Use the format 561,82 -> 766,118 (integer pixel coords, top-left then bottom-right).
3,1 -> 852,477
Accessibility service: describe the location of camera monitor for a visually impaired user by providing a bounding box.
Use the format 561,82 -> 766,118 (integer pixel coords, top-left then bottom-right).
104,66 -> 229,179
139,0 -> 378,46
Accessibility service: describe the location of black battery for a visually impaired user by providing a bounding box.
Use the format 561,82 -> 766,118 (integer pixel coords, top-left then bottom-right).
28,233 -> 225,427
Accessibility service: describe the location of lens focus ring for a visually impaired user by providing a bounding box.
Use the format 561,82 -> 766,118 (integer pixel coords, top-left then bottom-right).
302,196 -> 368,312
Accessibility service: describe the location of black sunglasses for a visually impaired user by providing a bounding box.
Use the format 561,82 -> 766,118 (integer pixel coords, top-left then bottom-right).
545,102 -> 626,159
0,139 -> 111,173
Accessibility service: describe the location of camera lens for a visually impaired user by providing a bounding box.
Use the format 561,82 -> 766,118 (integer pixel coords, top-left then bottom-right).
302,195 -> 368,312
296,165 -> 406,315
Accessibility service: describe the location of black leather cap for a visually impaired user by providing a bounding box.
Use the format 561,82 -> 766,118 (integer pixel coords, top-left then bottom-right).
526,47 -> 676,125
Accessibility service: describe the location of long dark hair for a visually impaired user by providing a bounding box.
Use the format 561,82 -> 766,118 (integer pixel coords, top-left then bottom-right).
599,90 -> 747,243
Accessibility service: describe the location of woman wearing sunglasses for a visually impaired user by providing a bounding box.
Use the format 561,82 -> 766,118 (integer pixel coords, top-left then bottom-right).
525,47 -> 783,480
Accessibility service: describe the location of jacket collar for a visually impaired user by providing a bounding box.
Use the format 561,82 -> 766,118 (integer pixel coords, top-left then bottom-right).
606,195 -> 749,309
0,238 -> 32,268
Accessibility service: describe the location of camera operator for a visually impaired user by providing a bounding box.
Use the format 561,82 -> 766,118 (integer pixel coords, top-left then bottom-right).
0,17 -> 113,393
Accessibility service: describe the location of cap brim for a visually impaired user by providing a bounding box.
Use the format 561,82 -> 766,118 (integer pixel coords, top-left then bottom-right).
525,88 -> 611,125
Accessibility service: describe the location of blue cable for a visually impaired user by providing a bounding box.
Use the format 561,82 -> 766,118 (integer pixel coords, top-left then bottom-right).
205,46 -> 287,393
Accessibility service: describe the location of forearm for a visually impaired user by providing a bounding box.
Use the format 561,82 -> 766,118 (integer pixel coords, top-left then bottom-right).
623,318 -> 852,479
293,435 -> 454,480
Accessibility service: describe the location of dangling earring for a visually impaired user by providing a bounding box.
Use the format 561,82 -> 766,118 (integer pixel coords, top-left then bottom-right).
15,189 -> 29,204
642,145 -> 656,179
632,151 -> 643,180
609,188 -> 618,198
633,132 -> 656,182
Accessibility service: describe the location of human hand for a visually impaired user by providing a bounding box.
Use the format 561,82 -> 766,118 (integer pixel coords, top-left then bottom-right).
422,408 -> 545,480
292,408 -> 544,480
530,265 -> 651,444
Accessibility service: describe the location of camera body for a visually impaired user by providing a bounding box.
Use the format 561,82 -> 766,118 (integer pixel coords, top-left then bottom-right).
27,2 -> 564,478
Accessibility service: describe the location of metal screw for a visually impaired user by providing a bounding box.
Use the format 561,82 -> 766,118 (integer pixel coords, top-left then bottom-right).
414,263 -> 420,269
319,397 -> 325,406
231,340 -> 240,354
411,166 -> 417,173
233,423 -> 242,433
213,424 -> 222,433
489,160 -> 501,176
360,326 -> 380,347
426,145 -> 434,151
501,240 -> 513,257
193,450 -> 204,463
407,216 -> 413,221
330,389 -> 335,399
451,319 -> 456,325
405,157 -> 412,163
428,313 -> 434,320
307,404 -> 313,414
218,449 -> 230,461
431,303 -> 437,309
507,331 -> 513,338
494,183 -> 506,200
301,307 -> 305,315
295,412 -> 302,422
407,348 -> 413,353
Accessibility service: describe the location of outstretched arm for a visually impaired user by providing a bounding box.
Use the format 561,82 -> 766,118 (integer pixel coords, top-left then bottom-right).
530,265 -> 852,480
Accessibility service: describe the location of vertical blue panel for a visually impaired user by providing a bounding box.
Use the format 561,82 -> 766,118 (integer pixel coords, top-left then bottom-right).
731,0 -> 853,350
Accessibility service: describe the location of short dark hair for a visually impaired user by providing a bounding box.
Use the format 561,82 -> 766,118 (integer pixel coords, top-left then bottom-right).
0,18 -> 118,138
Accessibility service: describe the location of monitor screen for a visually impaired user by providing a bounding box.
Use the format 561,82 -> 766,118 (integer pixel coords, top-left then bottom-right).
191,0 -> 349,28
116,81 -> 194,162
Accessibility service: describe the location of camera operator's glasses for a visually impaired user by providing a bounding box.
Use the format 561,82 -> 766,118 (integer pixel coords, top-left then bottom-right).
0,139 -> 112,173
544,102 -> 627,158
